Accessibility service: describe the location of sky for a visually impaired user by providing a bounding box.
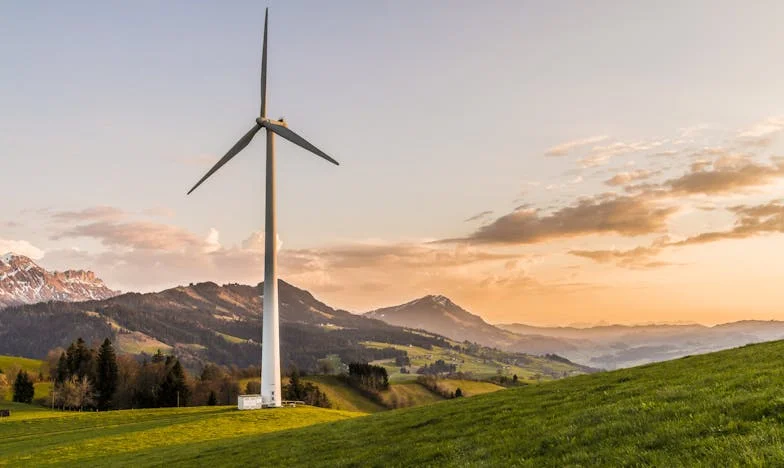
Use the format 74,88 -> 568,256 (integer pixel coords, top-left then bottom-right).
2,1 -> 784,326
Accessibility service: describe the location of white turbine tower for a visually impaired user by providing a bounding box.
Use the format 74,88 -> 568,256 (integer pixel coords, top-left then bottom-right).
187,8 -> 339,408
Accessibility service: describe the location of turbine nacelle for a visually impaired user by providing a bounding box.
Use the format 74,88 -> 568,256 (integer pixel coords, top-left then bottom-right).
256,117 -> 287,127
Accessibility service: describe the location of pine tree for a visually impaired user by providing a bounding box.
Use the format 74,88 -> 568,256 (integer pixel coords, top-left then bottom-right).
12,370 -> 35,404
160,359 -> 189,407
55,352 -> 68,384
66,338 -> 95,382
95,338 -> 119,410
455,387 -> 463,398
284,368 -> 305,401
151,349 -> 165,364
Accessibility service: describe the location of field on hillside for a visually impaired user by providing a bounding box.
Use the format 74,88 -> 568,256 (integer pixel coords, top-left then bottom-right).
0,355 -> 43,374
0,402 -> 362,466
379,382 -> 444,408
434,379 -> 503,397
0,355 -> 50,404
80,339 -> 784,467
364,342 -> 576,383
302,375 -> 387,413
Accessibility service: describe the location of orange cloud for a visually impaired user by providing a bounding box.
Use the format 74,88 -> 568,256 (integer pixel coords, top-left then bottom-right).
451,194 -> 676,245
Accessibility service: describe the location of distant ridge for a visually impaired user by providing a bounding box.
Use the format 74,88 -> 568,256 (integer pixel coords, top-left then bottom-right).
0,253 -> 118,308
365,295 -> 579,354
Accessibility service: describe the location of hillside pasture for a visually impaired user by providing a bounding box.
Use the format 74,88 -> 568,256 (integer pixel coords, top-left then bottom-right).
127,339 -> 784,466
363,341 -> 574,383
0,403 -> 362,466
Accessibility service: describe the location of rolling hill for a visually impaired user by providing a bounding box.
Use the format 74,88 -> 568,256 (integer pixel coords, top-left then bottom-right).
365,295 -> 580,355
498,320 -> 784,369
0,281 -> 588,379
0,280 -> 450,372
4,340 -> 784,465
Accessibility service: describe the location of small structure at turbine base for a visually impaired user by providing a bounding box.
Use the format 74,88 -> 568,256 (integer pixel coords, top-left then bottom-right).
238,394 -> 297,410
238,394 -> 264,410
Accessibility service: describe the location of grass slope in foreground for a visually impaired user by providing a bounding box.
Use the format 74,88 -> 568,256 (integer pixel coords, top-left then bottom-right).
172,340 -> 784,466
0,404 -> 361,466
5,340 -> 784,466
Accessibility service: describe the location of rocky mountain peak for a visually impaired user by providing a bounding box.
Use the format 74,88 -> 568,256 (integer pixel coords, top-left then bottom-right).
0,253 -> 118,308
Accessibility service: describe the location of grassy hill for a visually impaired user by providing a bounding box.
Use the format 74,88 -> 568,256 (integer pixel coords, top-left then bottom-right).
0,355 -> 50,404
0,403 -> 362,466
0,355 -> 43,374
301,375 -> 387,413
364,341 -> 581,383
8,340 -> 784,465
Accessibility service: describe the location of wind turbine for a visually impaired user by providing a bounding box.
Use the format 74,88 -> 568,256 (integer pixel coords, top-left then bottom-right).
187,8 -> 339,408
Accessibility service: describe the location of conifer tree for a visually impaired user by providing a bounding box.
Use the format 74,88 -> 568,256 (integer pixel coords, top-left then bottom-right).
160,359 -> 189,407
55,352 -> 68,384
95,338 -> 118,410
12,370 -> 35,404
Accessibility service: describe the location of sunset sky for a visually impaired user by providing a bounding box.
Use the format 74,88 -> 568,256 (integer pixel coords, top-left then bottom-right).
3,1 -> 784,325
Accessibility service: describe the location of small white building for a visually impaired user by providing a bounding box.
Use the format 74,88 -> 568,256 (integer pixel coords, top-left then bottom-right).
237,394 -> 264,410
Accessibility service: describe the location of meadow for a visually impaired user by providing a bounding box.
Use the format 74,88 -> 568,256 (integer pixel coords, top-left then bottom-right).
6,340 -> 784,465
0,355 -> 50,404
0,403 -> 361,466
363,341 -> 576,383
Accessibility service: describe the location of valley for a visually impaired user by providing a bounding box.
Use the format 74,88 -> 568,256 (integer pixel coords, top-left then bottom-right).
5,340 -> 784,466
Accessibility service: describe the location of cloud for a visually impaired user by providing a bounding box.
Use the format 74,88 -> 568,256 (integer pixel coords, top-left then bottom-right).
204,228 -> 221,253
52,221 -> 205,251
0,238 -> 45,260
672,200 -> 784,246
665,157 -> 784,195
464,210 -> 493,222
736,116 -> 784,147
449,194 -> 677,245
286,242 -> 518,270
51,206 -> 127,223
678,123 -> 712,138
604,169 -> 659,187
241,231 -> 283,252
578,140 -> 666,168
569,237 -> 671,269
544,135 -> 608,157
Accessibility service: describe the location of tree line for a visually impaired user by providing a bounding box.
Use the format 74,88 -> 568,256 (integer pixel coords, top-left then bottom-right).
49,338 -> 189,411
27,337 -> 333,410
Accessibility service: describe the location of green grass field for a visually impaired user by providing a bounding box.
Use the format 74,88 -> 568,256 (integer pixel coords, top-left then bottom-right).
379,382 -> 444,408
8,341 -> 784,465
0,355 -> 43,374
0,403 -> 362,466
303,375 -> 387,413
0,356 -> 49,404
434,379 -> 504,397
364,341 -> 576,383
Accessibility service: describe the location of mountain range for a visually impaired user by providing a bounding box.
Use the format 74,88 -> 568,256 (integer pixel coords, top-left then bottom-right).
364,293 -> 784,369
0,253 -> 118,308
0,270 -> 586,378
4,252 -> 784,372
365,295 -> 579,354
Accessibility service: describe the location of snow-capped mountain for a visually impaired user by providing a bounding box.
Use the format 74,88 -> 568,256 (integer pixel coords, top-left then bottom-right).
0,253 -> 118,308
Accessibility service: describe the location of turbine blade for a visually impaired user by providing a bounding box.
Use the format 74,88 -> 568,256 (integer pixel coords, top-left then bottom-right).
263,121 -> 339,165
187,124 -> 262,194
260,8 -> 268,118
